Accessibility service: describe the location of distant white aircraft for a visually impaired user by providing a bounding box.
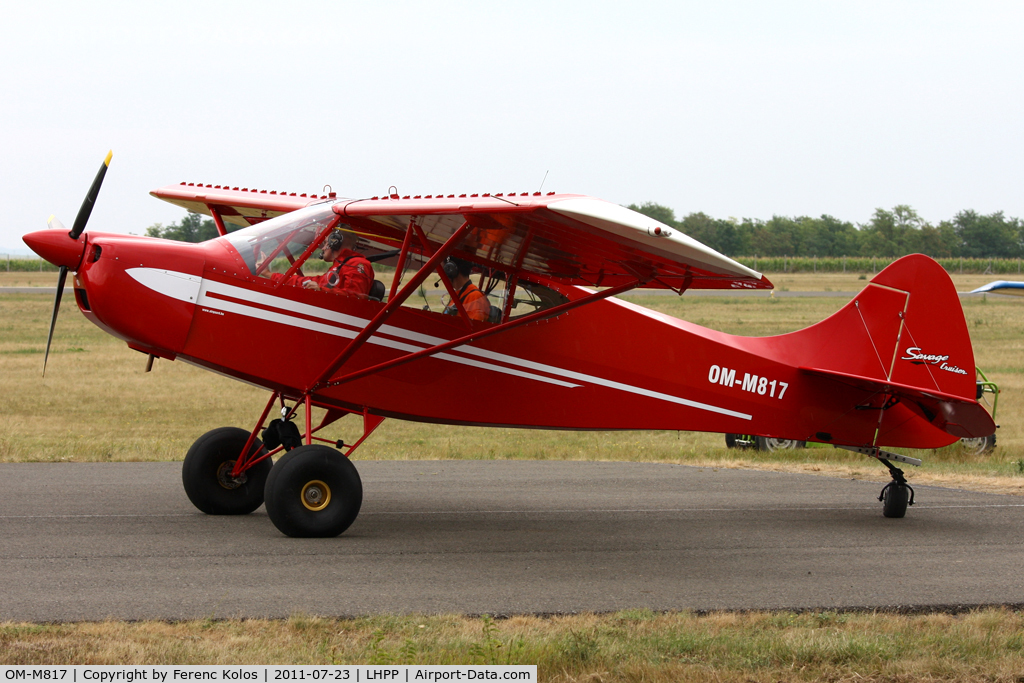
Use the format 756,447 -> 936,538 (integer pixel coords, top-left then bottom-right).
971,281 -> 1024,296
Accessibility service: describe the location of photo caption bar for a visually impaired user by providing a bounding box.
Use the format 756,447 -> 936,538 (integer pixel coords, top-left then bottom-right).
0,667 -> 536,683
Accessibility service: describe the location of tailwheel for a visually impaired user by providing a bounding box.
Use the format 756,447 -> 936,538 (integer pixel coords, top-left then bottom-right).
182,427 -> 272,515
264,444 -> 362,537
880,481 -> 913,518
877,459 -> 915,519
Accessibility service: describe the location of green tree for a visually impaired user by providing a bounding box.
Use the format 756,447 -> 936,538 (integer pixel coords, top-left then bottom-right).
145,212 -> 222,242
618,200 -> 1024,259
859,205 -> 926,257
913,222 -> 959,257
950,210 -> 1021,258
799,215 -> 859,256
628,202 -> 679,228
678,212 -> 747,255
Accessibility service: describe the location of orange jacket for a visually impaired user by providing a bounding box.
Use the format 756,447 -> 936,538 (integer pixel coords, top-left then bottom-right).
456,282 -> 490,321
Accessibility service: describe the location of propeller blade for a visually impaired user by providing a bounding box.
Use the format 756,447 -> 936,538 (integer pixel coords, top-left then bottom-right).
69,150 -> 112,239
47,215 -> 67,232
42,266 -> 69,377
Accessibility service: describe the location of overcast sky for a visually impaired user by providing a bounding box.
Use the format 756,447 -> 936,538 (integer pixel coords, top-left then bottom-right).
3,1 -> 1022,252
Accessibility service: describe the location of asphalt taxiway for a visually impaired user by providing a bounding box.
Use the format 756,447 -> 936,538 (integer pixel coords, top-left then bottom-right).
2,461 -> 1022,622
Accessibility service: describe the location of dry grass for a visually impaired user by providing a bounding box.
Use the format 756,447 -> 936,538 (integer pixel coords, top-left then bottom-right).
4,278 -> 1024,676
3,280 -> 1024,495
764,271 -> 1006,292
3,609 -> 1024,681
0,271 -> 67,287
0,271 -> 1008,292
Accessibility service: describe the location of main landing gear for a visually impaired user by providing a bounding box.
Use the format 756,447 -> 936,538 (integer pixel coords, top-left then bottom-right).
724,433 -> 806,451
182,427 -> 273,515
264,445 -> 362,537
180,392 -> 385,537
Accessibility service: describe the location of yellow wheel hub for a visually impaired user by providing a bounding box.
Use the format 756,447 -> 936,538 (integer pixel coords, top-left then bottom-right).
301,480 -> 331,511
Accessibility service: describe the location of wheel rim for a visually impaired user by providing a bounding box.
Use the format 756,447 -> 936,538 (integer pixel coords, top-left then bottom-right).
765,438 -> 797,451
960,437 -> 987,454
301,480 -> 332,511
216,460 -> 244,490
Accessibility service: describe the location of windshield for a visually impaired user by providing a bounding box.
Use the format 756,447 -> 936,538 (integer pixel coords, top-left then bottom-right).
222,202 -> 339,277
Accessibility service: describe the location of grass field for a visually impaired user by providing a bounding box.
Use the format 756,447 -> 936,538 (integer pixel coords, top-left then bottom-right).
2,272 -> 1023,492
3,272 -> 1024,679
4,609 -> 1024,681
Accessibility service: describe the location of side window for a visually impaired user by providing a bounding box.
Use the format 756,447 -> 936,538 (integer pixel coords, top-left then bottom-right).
221,204 -> 337,278
251,227 -> 321,278
418,267 -> 567,324
507,279 -> 569,319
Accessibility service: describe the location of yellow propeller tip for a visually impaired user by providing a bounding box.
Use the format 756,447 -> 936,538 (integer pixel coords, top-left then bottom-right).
104,150 -> 113,167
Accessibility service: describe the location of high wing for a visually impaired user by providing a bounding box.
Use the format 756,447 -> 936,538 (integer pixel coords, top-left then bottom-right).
151,182 -> 331,228
150,184 -> 771,291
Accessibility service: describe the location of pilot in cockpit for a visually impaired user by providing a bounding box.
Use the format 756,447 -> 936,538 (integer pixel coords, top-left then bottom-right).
274,229 -> 374,297
442,257 -> 491,322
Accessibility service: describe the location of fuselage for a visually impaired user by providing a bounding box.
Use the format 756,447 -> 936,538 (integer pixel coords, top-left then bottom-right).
50,227 -> 973,450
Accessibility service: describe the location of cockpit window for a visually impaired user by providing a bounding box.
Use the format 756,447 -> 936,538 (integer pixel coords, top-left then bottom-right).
472,270 -> 569,321
222,203 -> 338,277
506,278 -> 569,319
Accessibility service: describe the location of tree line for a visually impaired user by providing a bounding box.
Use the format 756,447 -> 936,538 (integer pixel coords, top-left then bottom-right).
628,203 -> 1024,259
142,204 -> 1024,260
145,213 -> 223,242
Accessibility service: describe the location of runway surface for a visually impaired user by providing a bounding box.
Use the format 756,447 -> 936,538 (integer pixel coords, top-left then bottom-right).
2,461 -> 1023,622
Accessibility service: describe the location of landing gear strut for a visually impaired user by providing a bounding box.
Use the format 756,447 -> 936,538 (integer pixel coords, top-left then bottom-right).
180,391 -> 385,536
836,445 -> 920,519
182,427 -> 272,515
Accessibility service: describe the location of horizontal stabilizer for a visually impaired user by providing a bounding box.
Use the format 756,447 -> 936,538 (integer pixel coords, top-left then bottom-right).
800,366 -> 995,439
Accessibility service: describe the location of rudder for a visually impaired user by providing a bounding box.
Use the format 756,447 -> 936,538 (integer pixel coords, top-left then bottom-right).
777,254 -> 992,445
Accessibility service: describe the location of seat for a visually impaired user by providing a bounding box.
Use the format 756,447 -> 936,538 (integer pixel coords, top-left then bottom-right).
368,280 -> 385,302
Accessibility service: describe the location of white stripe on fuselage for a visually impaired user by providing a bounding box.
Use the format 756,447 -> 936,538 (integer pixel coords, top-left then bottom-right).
126,268 -> 751,420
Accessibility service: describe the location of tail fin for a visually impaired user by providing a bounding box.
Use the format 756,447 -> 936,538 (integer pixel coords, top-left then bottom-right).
778,254 -> 994,446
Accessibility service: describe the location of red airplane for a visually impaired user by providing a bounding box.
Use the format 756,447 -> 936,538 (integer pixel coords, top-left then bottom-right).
24,154 -> 995,536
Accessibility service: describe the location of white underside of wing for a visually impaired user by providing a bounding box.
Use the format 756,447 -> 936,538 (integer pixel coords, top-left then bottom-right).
548,197 -> 761,281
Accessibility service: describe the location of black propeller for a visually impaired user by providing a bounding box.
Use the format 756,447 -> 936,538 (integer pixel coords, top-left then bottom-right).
43,151 -> 112,376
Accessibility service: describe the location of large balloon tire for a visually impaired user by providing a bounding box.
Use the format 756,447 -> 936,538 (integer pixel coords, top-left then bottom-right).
960,433 -> 996,456
755,437 -> 807,452
182,427 -> 272,515
264,445 -> 363,538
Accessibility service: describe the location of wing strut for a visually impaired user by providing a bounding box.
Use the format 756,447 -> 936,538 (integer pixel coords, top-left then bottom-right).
320,277 -> 643,390
209,206 -> 229,237
412,223 -> 473,327
307,221 -> 473,392
388,218 -> 418,301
